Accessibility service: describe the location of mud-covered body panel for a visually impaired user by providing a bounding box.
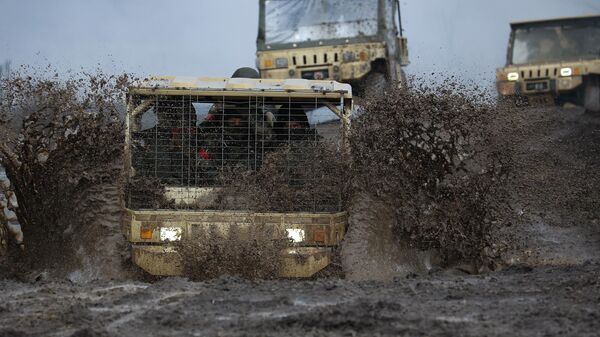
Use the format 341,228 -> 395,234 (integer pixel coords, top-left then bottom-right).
257,43 -> 387,82
123,209 -> 347,277
256,0 -> 409,84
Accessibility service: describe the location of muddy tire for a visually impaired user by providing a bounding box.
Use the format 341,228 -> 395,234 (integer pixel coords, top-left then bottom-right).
398,69 -> 408,88
584,76 -> 600,113
341,194 -> 439,281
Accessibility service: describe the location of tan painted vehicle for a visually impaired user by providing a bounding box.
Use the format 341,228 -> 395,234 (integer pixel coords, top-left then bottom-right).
123,76 -> 352,277
256,0 -> 409,94
496,15 -> 600,112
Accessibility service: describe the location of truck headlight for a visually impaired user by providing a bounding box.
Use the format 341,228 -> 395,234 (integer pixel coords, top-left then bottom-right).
286,229 -> 305,243
507,72 -> 519,81
560,67 -> 572,77
275,58 -> 288,68
160,227 -> 182,242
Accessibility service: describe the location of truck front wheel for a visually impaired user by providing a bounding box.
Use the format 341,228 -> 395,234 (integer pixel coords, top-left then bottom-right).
358,71 -> 388,97
584,75 -> 600,113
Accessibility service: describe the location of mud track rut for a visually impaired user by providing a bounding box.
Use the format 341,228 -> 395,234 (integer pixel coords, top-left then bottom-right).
0,263 -> 599,337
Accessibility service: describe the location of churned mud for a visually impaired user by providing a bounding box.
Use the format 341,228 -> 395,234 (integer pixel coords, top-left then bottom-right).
0,262 -> 598,337
503,105 -> 600,266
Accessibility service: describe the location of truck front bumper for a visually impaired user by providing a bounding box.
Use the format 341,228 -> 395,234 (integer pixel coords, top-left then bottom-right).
123,209 -> 347,278
497,76 -> 583,97
132,244 -> 332,278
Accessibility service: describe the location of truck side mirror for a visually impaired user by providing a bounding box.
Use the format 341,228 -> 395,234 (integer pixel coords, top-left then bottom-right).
397,37 -> 410,66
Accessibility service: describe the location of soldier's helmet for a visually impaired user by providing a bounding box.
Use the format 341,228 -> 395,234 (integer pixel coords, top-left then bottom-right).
232,67 -> 260,79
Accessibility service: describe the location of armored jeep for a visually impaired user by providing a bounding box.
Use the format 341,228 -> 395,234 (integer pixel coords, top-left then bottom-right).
256,0 -> 409,94
496,15 -> 600,111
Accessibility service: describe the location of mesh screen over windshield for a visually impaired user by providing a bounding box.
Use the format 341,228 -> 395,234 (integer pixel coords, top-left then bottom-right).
126,94 -> 346,212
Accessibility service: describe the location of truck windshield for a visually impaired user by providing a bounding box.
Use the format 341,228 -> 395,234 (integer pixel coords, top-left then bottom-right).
264,0 -> 379,46
511,21 -> 600,65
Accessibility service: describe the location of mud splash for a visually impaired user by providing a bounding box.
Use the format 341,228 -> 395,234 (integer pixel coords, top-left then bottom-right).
0,71 -> 517,281
0,70 -> 132,280
177,224 -> 288,280
213,142 -> 350,213
342,193 -> 439,281
5,69 -> 591,283
343,79 -> 515,279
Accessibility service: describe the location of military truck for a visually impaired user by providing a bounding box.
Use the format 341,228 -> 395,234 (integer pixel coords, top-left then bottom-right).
496,15 -> 600,112
123,76 -> 352,277
256,0 -> 409,94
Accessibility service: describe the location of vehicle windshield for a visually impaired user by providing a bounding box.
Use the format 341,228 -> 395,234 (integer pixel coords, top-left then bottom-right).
511,21 -> 600,65
264,0 -> 379,46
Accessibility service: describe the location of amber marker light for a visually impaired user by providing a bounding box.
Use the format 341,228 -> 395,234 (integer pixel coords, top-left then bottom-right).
140,228 -> 154,240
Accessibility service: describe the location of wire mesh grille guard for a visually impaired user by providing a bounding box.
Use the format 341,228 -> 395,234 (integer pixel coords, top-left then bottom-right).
126,94 -> 347,213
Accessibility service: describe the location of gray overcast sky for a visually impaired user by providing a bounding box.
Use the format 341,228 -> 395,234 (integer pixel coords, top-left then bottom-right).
1,0 -> 599,85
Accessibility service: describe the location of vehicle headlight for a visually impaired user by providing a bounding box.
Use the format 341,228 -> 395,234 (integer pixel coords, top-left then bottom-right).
286,228 -> 305,243
560,67 -> 572,77
507,72 -> 519,81
342,51 -> 355,62
160,227 -> 182,242
275,57 -> 288,68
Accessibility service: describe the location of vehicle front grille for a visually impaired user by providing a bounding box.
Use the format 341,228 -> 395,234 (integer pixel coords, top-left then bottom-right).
521,66 -> 559,80
292,52 -> 337,67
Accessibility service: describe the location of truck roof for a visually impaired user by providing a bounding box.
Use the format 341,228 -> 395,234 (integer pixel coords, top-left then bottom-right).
511,14 -> 600,28
129,77 -> 353,101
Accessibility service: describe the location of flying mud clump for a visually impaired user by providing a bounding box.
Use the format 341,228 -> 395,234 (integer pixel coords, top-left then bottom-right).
344,80 -> 515,277
0,71 -> 131,280
177,224 -> 289,280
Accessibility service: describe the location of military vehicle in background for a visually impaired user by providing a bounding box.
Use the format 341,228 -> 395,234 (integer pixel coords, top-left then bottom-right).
256,0 -> 409,94
123,75 -> 352,277
496,15 -> 600,112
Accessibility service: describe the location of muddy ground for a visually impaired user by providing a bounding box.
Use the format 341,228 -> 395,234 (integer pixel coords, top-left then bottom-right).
1,105 -> 600,336
0,263 -> 599,337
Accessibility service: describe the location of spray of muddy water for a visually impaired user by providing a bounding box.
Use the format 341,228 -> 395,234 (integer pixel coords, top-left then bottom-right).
342,79 -> 515,280
0,71 -> 516,282
0,71 -> 132,281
